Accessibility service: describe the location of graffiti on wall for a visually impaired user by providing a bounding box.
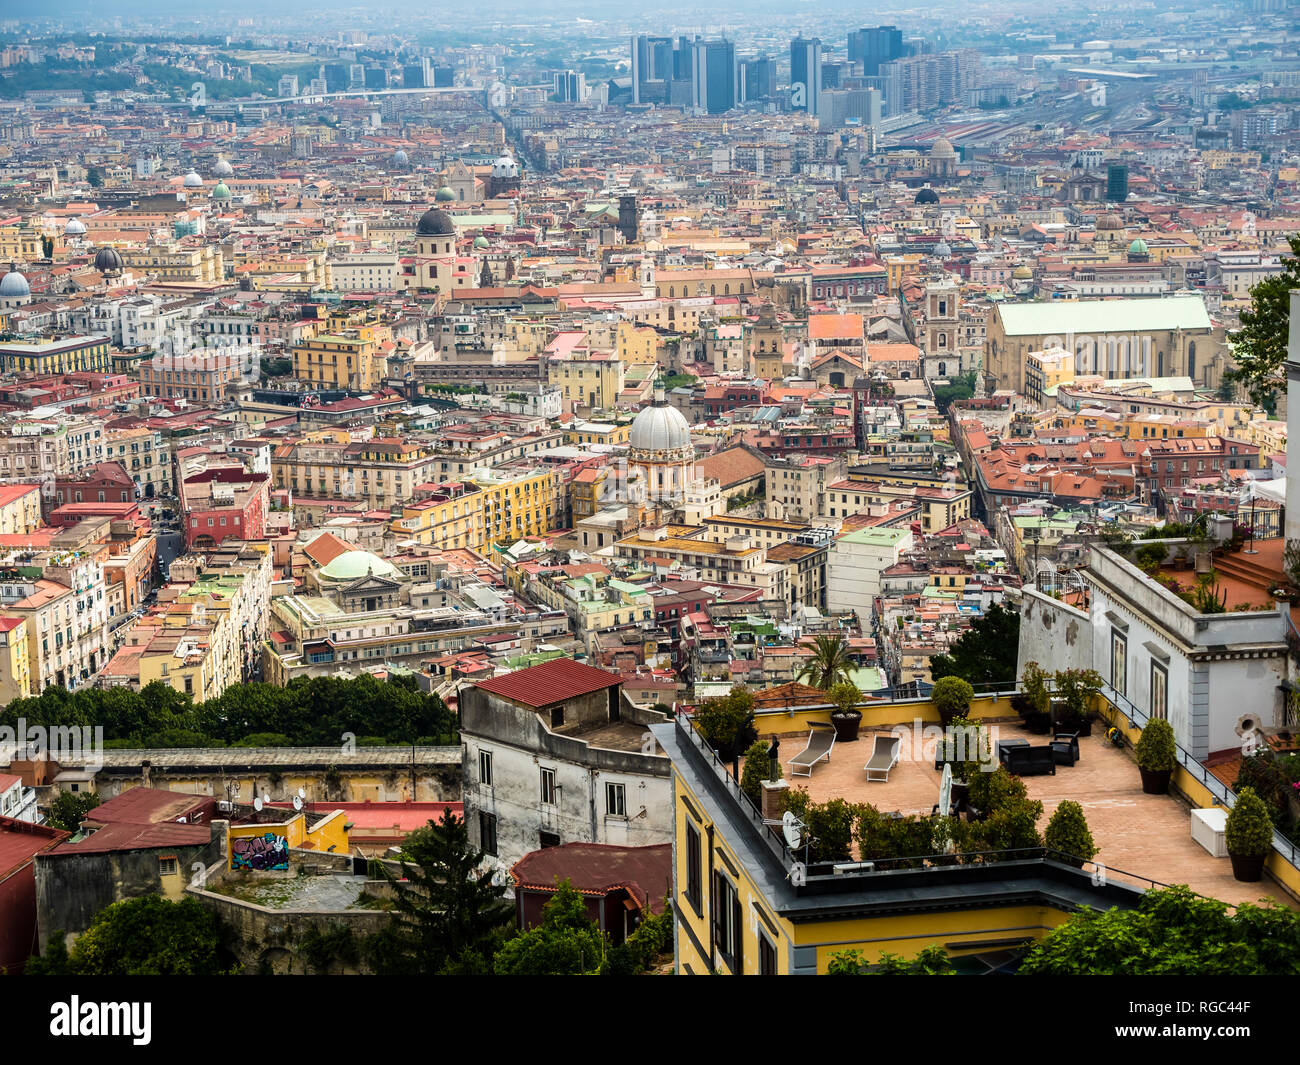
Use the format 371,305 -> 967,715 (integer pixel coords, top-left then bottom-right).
231,832 -> 289,871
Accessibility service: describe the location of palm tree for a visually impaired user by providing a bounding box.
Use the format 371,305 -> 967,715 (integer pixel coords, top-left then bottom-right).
797,635 -> 854,691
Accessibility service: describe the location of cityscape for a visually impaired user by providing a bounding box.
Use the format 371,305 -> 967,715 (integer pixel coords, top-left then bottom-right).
0,0 -> 1297,994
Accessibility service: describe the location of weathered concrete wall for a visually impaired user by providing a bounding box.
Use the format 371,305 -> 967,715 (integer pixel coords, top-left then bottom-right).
1016,586 -> 1093,679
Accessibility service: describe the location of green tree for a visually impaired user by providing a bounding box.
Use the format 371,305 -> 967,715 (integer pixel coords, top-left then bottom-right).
797,634 -> 855,690
372,809 -> 513,974
693,685 -> 756,756
493,880 -> 609,975
928,603 -> 1020,687
827,944 -> 955,974
739,739 -> 776,806
45,790 -> 101,832
1019,885 -> 1300,974
1226,233 -> 1300,411
32,896 -> 228,975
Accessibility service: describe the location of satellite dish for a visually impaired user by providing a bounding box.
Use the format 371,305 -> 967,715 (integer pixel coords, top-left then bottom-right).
253,797 -> 263,812
297,787 -> 306,799
262,793 -> 271,806
293,795 -> 303,811
491,867 -> 509,888
782,811 -> 804,850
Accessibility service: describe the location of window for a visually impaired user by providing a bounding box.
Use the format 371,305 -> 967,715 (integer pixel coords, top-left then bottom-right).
478,749 -> 493,787
606,782 -> 626,817
1111,631 -> 1127,696
685,822 -> 702,913
540,767 -> 557,806
759,933 -> 778,975
158,857 -> 178,876
540,830 -> 561,848
1150,662 -> 1168,721
479,812 -> 498,856
711,870 -> 741,969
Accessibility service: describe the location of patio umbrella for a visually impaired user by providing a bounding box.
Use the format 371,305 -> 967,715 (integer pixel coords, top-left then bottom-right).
938,763 -> 953,818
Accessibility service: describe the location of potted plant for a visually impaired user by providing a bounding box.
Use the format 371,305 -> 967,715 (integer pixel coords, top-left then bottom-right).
931,676 -> 974,729
826,681 -> 863,743
1134,718 -> 1176,794
1044,800 -> 1098,868
1225,786 -> 1273,882
694,686 -> 757,762
1019,662 -> 1053,734
1053,668 -> 1103,736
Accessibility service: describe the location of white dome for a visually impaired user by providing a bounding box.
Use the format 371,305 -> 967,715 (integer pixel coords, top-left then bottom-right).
183,171 -> 203,188
65,217 -> 86,236
491,154 -> 519,179
0,269 -> 29,298
629,401 -> 690,453
214,158 -> 234,177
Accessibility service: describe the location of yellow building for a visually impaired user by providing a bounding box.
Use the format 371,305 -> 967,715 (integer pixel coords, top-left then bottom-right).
292,325 -> 383,391
392,482 -> 487,550
547,350 -> 625,414
0,222 -> 57,262
0,484 -> 41,535
123,244 -> 224,283
0,616 -> 31,704
651,706 -> 1146,975
467,466 -> 561,546
228,809 -> 349,870
615,321 -> 660,365
564,420 -> 631,447
1023,347 -> 1075,407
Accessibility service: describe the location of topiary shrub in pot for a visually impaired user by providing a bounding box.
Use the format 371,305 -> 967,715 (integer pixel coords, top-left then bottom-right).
739,740 -> 776,807
826,680 -> 863,743
1019,662 -> 1052,734
1044,800 -> 1098,868
1135,718 -> 1176,795
1053,668 -> 1103,736
1225,786 -> 1273,882
694,685 -> 757,761
931,676 -> 974,730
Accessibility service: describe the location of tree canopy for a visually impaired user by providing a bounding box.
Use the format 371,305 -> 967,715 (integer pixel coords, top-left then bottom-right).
928,602 -> 1021,688
797,634 -> 855,690
28,896 -> 229,976
493,880 -> 608,975
1226,232 -> 1300,412
1019,885 -> 1300,975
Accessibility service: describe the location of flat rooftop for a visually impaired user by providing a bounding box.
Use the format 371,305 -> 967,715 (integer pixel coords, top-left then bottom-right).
756,720 -> 1294,909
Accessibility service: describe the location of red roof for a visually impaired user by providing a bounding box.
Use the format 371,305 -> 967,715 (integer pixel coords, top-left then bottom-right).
510,842 -> 672,914
473,657 -> 621,708
0,816 -> 69,873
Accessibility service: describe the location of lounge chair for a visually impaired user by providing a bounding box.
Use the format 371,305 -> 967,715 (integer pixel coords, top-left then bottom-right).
788,725 -> 836,777
864,734 -> 901,782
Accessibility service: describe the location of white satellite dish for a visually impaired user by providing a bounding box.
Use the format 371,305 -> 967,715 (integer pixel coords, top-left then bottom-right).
253,797 -> 263,812
262,793 -> 271,806
293,796 -> 303,811
782,811 -> 804,851
297,787 -> 306,799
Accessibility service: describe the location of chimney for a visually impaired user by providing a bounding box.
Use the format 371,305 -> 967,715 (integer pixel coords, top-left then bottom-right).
141,758 -> 151,788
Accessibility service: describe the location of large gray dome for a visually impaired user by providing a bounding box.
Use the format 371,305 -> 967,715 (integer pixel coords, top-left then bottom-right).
416,208 -> 455,236
0,269 -> 29,298
629,401 -> 690,453
183,171 -> 203,188
491,154 -> 519,179
64,217 -> 86,236
214,158 -> 234,178
94,246 -> 124,273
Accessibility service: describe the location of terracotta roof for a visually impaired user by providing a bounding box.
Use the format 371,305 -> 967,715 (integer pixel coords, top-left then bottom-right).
473,657 -> 621,708
510,842 -> 672,914
302,531 -> 353,566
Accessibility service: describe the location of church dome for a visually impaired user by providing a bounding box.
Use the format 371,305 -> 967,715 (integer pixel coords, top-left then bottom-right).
473,235 -> 490,249
435,185 -> 455,202
64,217 -> 86,236
1096,212 -> 1124,230
629,399 -> 691,453
491,154 -> 519,179
392,149 -> 409,166
320,549 -> 401,582
914,187 -> 940,205
1128,237 -> 1149,256
934,239 -> 952,258
183,171 -> 203,188
214,158 -> 234,178
930,137 -> 956,158
1012,264 -> 1033,280
212,182 -> 231,201
416,208 -> 455,236
0,268 -> 29,298
94,246 -> 124,273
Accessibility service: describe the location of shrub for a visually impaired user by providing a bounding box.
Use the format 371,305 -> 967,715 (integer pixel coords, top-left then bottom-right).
854,805 -> 934,868
1053,668 -> 1103,730
827,681 -> 862,716
970,794 -> 1044,857
931,676 -> 974,728
803,797 -> 859,863
739,740 -> 775,806
966,765 -> 1027,818
693,686 -> 756,757
1134,541 -> 1168,573
1226,787 -> 1274,858
1135,718 -> 1177,772
1020,661 -> 1051,716
1045,800 -> 1098,864
827,945 -> 955,975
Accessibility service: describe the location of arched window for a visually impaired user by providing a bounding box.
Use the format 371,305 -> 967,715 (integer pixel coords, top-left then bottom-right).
710,285 -> 716,295
724,284 -> 730,295
668,286 -> 674,297
1157,351 -> 1165,377
938,362 -> 947,376
1188,341 -> 1196,380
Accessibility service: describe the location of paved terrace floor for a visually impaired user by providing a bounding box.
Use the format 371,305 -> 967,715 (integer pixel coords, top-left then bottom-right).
761,720 -> 1294,909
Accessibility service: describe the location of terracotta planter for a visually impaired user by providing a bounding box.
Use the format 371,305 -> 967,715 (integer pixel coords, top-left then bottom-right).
1229,852 -> 1266,882
830,710 -> 862,742
1138,767 -> 1172,795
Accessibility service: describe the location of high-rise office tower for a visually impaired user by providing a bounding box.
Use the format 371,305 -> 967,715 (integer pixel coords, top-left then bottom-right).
554,70 -> 586,102
1106,164 -> 1129,202
790,37 -> 822,116
740,55 -> 777,103
632,34 -> 673,104
691,39 -> 737,114
850,26 -> 903,76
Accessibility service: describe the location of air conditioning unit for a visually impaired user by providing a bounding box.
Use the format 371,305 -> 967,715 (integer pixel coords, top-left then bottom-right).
217,800 -> 234,813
